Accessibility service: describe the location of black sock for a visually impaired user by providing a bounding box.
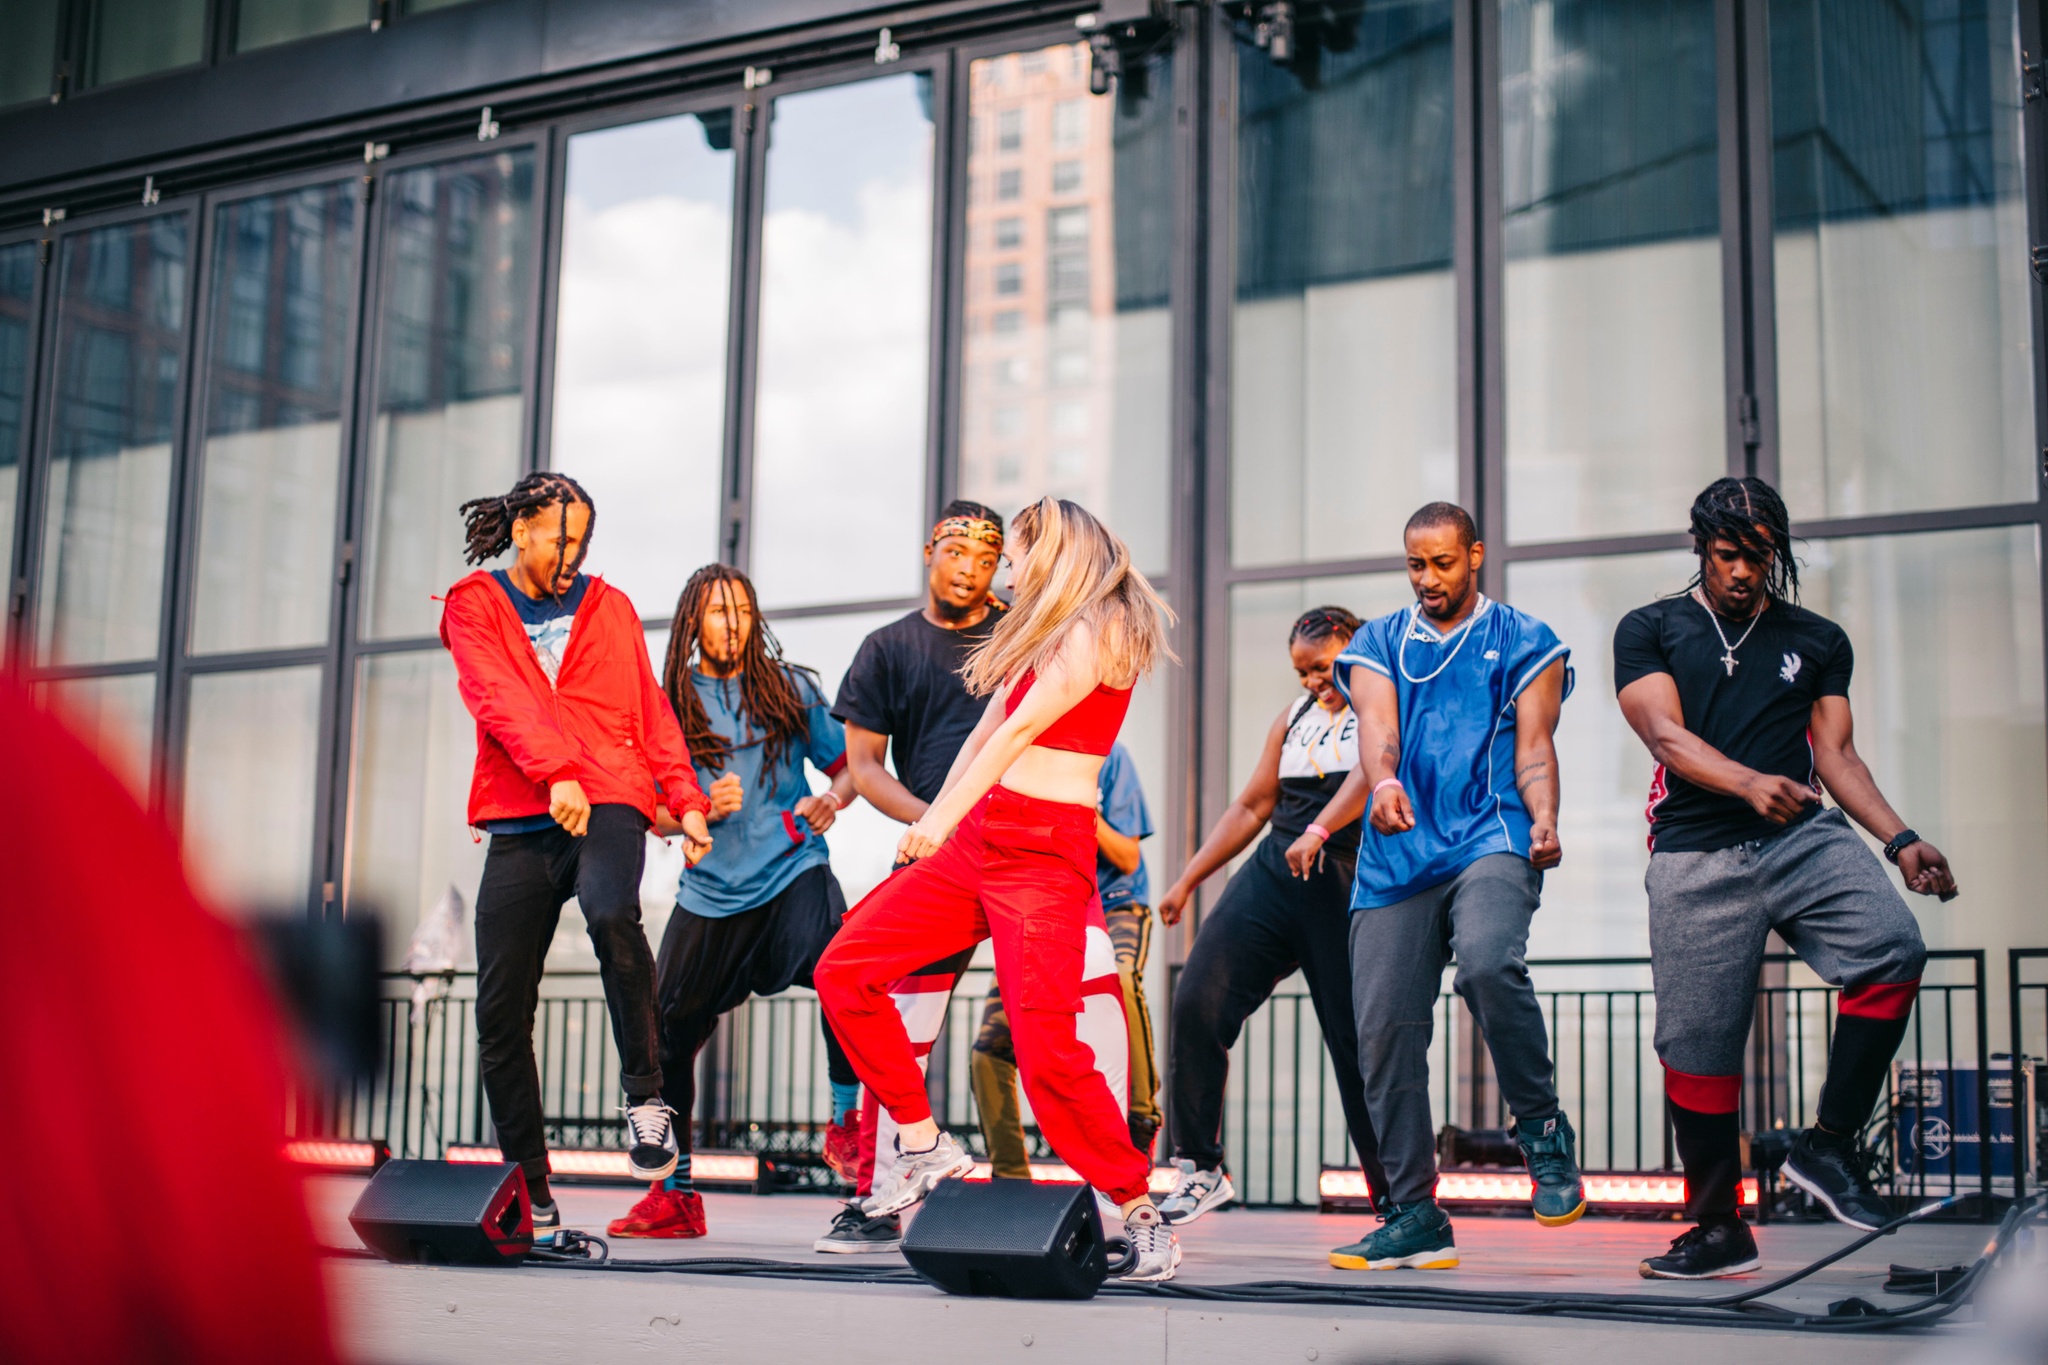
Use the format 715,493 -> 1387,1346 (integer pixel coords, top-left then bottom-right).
1816,1011 -> 1912,1138
1667,1099 -> 1741,1225
529,1174 -> 552,1208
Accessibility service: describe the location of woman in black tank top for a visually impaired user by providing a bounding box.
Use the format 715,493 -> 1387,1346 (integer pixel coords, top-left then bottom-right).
1153,607 -> 1392,1225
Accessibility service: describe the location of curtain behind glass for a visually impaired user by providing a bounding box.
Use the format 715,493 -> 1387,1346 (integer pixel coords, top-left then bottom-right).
1500,0 -> 1726,544
191,182 -> 357,654
554,111 -> 735,621
750,75 -> 935,610
183,665 -> 324,912
957,42 -> 1173,578
1231,1 -> 1457,567
39,672 -> 156,800
360,150 -> 535,640
1770,0 -> 2034,519
0,242 -> 34,661
37,215 -> 188,667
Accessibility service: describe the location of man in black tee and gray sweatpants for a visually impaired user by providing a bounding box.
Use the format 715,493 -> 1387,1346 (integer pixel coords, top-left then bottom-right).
1615,477 -> 1957,1280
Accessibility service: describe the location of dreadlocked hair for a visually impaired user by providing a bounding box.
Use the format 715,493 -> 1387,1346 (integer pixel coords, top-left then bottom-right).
1687,476 -> 1800,604
458,471 -> 597,598
660,565 -> 822,778
1290,605 -> 1360,646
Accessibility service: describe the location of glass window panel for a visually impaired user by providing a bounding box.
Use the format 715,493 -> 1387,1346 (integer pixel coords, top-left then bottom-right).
1232,2 -> 1457,568
345,649 -> 488,967
360,151 -> 536,640
37,215 -> 188,667
403,0 -> 474,11
236,0 -> 368,51
1770,0 -> 2034,519
0,241 -> 35,662
1799,527 -> 2047,966
958,40 -> 1174,578
1500,0 -> 1726,544
38,672 -> 156,800
85,0 -> 206,88
554,112 -> 734,620
766,608 -> 915,903
750,74 -> 934,610
190,183 -> 357,654
0,0 -> 59,107
183,665 -> 324,912
1504,551 -> 1696,956
1226,574 -> 1415,804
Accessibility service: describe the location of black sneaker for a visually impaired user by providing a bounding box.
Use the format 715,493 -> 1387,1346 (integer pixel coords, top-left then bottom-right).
622,1097 -> 681,1182
1639,1218 -> 1761,1279
812,1201 -> 904,1254
1782,1127 -> 1893,1231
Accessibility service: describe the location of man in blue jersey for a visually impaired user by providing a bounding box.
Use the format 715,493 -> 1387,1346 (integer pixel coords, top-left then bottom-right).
1304,503 -> 1584,1271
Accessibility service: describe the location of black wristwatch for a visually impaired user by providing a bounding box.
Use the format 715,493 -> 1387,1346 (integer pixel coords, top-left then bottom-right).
1883,828 -> 1920,865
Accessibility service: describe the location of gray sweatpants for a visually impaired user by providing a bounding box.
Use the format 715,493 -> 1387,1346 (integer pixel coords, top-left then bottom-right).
1349,853 -> 1560,1206
1647,808 -> 1926,1077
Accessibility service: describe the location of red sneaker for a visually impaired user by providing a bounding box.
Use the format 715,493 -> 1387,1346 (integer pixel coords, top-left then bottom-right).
823,1118 -> 861,1182
607,1185 -> 708,1239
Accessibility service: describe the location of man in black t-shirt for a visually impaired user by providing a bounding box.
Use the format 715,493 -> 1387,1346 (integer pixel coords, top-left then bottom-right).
1615,477 -> 1956,1281
810,500 -> 1007,1254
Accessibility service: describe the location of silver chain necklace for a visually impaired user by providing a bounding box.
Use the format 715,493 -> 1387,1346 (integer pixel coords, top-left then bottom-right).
1693,589 -> 1763,676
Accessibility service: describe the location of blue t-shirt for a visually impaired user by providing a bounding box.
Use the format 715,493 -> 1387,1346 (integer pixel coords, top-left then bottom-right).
484,572 -> 591,836
1333,596 -> 1571,909
676,666 -> 848,918
1095,743 -> 1153,910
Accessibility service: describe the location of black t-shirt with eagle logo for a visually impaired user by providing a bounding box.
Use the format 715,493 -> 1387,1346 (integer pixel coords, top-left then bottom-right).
1612,594 -> 1854,853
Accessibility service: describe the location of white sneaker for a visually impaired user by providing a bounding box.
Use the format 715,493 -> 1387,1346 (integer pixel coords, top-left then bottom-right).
1157,1159 -> 1235,1225
860,1133 -> 975,1217
1120,1203 -> 1181,1282
623,1098 -> 680,1182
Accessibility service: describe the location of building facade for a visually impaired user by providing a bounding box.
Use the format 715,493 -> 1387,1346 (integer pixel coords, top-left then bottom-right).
1,0 -> 2044,1004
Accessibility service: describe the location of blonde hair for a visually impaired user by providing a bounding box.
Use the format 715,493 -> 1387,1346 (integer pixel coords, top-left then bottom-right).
961,498 -> 1175,694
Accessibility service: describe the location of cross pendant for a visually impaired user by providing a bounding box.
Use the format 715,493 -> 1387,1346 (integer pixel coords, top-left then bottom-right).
1720,651 -> 1738,676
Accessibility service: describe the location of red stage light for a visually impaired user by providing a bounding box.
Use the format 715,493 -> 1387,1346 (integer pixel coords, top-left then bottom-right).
1318,1168 -> 1758,1209
962,1161 -> 1182,1194
445,1146 -> 760,1185
283,1139 -> 387,1171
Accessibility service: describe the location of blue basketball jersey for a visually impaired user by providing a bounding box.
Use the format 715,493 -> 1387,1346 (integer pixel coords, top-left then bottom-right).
1333,596 -> 1572,910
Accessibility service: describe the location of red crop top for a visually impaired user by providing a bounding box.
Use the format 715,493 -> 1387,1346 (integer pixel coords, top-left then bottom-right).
1004,669 -> 1132,756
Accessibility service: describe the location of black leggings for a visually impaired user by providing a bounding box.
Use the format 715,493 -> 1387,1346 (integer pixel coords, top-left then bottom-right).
474,804 -> 663,1189
654,863 -> 857,1155
1170,834 -> 1388,1194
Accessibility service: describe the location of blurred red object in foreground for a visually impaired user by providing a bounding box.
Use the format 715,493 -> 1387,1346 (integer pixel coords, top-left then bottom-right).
0,681 -> 336,1363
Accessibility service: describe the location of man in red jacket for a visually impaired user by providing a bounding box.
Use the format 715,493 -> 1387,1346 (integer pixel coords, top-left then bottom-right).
442,471 -> 713,1244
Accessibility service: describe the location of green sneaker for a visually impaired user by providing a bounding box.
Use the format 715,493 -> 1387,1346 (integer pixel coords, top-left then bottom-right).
1329,1199 -> 1459,1270
1515,1112 -> 1587,1227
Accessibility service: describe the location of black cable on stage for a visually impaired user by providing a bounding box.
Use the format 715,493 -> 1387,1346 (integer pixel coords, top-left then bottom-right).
328,1193 -> 2042,1334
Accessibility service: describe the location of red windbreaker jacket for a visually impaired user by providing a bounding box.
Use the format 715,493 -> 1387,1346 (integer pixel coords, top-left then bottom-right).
440,571 -> 710,828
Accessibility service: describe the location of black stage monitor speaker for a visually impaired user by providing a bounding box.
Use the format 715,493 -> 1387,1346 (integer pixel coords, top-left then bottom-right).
348,1159 -> 533,1265
901,1178 -> 1122,1299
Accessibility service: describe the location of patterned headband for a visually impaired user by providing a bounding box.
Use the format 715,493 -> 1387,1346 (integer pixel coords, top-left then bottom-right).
929,516 -> 1004,549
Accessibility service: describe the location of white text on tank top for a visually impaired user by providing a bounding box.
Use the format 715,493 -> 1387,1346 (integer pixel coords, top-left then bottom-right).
1278,701 -> 1357,780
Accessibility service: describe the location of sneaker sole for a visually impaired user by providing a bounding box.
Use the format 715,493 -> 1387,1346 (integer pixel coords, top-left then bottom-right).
814,1237 -> 904,1254
1533,1197 -> 1588,1228
863,1151 -> 977,1217
1638,1254 -> 1762,1280
1160,1178 -> 1237,1226
1329,1247 -> 1460,1271
628,1153 -> 680,1182
1781,1161 -> 1887,1232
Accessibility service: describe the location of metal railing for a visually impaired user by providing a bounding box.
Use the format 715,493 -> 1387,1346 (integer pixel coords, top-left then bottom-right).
298,952 -> 1999,1210
2010,948 -> 2048,1190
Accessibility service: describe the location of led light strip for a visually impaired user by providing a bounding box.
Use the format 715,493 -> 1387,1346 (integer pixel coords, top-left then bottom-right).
283,1139 -> 383,1169
1319,1168 -> 1759,1207
444,1146 -> 760,1183
965,1162 -> 1182,1195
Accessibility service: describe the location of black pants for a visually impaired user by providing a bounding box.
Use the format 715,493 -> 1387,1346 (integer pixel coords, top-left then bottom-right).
475,804 -> 664,1188
654,863 -> 857,1156
1170,834 -> 1388,1195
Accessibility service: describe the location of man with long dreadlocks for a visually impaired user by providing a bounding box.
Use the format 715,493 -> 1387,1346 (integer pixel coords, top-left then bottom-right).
604,565 -> 860,1240
441,471 -> 713,1247
1616,476 -> 1955,1279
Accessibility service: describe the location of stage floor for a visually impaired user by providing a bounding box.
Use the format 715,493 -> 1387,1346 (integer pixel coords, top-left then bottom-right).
311,1175 -> 2005,1364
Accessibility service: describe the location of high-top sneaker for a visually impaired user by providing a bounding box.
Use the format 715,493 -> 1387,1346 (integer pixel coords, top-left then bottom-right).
623,1097 -> 681,1182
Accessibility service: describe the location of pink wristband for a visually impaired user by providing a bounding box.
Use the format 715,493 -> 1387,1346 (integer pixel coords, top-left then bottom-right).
1305,823 -> 1333,843
1372,777 -> 1404,799
819,790 -> 843,810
